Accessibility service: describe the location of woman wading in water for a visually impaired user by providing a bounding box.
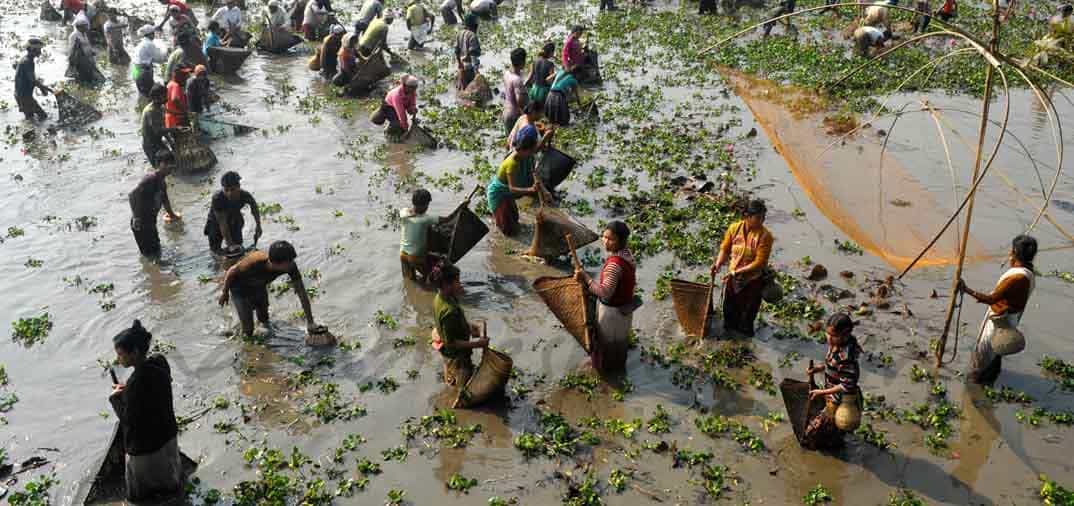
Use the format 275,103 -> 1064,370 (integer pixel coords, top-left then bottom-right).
711,199 -> 773,337
803,313 -> 863,449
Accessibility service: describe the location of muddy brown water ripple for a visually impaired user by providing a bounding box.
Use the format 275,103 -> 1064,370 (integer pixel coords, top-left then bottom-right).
1,0 -> 1073,504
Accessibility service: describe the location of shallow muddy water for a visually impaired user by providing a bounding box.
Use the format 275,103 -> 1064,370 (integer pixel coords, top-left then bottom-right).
1,0 -> 1073,504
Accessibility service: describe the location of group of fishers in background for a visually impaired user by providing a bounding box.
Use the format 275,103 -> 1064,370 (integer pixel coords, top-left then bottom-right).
8,0 -> 1055,501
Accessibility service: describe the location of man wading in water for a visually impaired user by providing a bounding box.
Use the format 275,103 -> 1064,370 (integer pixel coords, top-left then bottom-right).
219,240 -> 322,338
14,38 -> 52,122
204,171 -> 262,256
129,151 -> 182,258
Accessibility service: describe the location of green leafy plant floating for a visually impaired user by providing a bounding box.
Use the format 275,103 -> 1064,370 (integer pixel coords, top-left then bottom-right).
446,473 -> 479,493
7,473 -> 57,506
11,313 -> 53,347
386,489 -> 406,506
562,472 -> 602,506
608,469 -> 632,493
834,239 -> 864,255
888,489 -> 926,506
804,484 -> 833,505
1039,474 -> 1074,505
646,405 -> 672,434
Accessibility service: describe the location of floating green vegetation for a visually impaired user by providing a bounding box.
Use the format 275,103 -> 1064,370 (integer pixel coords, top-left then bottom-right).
1039,474 -> 1074,505
446,473 -> 479,493
559,373 -> 602,400
1040,356 -> 1074,391
748,366 -> 776,395
304,382 -> 367,423
11,313 -> 53,347
6,226 -> 25,238
392,335 -> 417,348
386,489 -> 406,505
702,464 -> 731,499
909,363 -> 932,383
1050,271 -> 1074,284
400,409 -> 483,448
888,489 -> 926,506
646,405 -> 672,434
673,448 -> 714,467
514,411 -> 596,458
562,472 -> 602,506
695,414 -> 766,453
984,386 -> 1034,405
1016,408 -> 1074,428
0,364 -> 7,386
24,258 -> 43,268
356,458 -> 382,476
834,238 -> 864,255
803,484 -> 834,505
854,422 -> 894,450
381,445 -> 408,462
7,473 -> 57,506
373,309 -> 399,330
608,468 -> 632,493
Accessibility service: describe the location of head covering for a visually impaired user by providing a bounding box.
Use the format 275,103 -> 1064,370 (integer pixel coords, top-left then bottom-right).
330,23 -> 345,34
268,0 -> 278,6
138,25 -> 156,36
25,37 -> 45,49
169,4 -> 180,12
74,12 -> 91,26
403,74 -> 419,87
514,124 -> 538,149
194,64 -> 207,75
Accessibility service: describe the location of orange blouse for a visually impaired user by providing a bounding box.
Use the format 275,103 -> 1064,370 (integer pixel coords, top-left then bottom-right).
719,220 -> 774,284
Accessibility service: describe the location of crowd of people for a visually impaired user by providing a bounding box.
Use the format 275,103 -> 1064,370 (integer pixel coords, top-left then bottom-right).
9,0 -> 1055,501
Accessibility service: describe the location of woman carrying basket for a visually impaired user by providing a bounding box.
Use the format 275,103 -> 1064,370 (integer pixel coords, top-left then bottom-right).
574,221 -> 638,372
958,235 -> 1037,385
431,262 -> 488,386
711,199 -> 773,337
802,312 -> 863,450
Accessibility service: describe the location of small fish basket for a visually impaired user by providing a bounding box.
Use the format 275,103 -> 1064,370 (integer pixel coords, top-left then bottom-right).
454,347 -> 513,408
428,194 -> 488,264
780,378 -> 824,447
537,146 -> 577,191
345,51 -> 391,95
171,128 -> 217,174
404,124 -> 438,149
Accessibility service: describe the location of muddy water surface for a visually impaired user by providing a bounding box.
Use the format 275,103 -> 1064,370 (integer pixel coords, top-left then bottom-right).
1,0 -> 1073,505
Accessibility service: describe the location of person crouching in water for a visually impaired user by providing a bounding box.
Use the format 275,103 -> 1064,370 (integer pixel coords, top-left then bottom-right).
802,312 -> 863,450
219,240 -> 321,338
378,74 -> 420,139
854,26 -> 892,57
959,235 -> 1037,385
109,320 -> 183,502
400,189 -> 449,282
485,124 -> 542,236
431,262 -> 489,386
574,221 -> 638,372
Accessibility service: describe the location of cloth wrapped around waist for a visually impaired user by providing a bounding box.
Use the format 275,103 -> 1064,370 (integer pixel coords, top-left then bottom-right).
486,176 -> 511,212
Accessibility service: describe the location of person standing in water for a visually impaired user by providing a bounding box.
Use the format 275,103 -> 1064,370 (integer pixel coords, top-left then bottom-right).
959,235 -> 1037,385
14,38 -> 51,122
574,221 -> 638,372
454,14 -> 481,91
133,26 -> 167,97
129,151 -> 181,258
485,124 -> 542,236
141,84 -> 174,168
802,312 -> 863,450
109,320 -> 183,502
430,262 -> 488,386
219,240 -> 321,338
501,48 -> 528,137
204,171 -> 262,256
711,199 -> 773,337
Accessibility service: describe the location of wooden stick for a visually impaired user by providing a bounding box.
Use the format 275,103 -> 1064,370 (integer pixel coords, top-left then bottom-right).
565,233 -> 580,270
936,5 -> 1002,368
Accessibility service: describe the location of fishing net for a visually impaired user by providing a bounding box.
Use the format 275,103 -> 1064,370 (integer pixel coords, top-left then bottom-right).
460,73 -> 493,106
170,128 -> 217,174
197,116 -> 257,139
780,378 -> 823,447
528,207 -> 599,258
404,125 -> 438,149
207,46 -> 252,74
428,198 -> 488,263
56,91 -> 102,127
537,147 -> 577,190
454,348 -> 513,408
670,279 -> 713,339
345,51 -> 390,95
533,276 -> 595,353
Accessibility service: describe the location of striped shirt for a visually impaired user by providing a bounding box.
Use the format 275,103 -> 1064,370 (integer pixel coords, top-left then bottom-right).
587,249 -> 635,300
824,336 -> 862,404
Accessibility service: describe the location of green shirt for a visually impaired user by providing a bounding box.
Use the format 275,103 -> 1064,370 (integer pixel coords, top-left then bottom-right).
359,18 -> 389,49
406,3 -> 427,27
399,208 -> 437,256
435,293 -> 471,360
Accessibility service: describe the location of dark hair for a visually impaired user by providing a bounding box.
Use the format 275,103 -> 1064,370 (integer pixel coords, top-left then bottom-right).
570,25 -> 585,34
412,189 -> 432,208
269,240 -> 297,263
347,34 -> 359,47
354,20 -> 368,34
510,48 -> 527,68
430,260 -> 460,288
523,100 -> 544,115
464,13 -> 478,30
113,319 -> 153,355
1063,4 -> 1074,15
541,42 -> 555,58
221,171 -> 241,187
882,29 -> 893,40
826,312 -> 855,334
208,20 -> 220,31
149,83 -> 167,99
1011,234 -> 1037,269
744,199 -> 767,217
605,220 -> 630,245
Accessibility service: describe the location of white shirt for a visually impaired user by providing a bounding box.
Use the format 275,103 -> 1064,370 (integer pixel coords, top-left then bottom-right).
212,6 -> 243,29
69,29 -> 93,56
304,0 -> 327,25
358,0 -> 383,24
133,36 -> 168,65
469,0 -> 493,11
858,25 -> 884,44
264,6 -> 287,28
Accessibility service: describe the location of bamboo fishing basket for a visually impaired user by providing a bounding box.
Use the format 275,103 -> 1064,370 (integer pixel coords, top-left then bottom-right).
345,50 -> 391,95
779,377 -> 823,447
459,73 -> 493,106
528,207 -> 599,259
536,146 -> 577,191
428,190 -> 488,264
56,90 -> 103,127
454,347 -> 513,408
670,279 -> 713,339
207,46 -> 252,74
170,128 -> 217,174
404,124 -> 439,149
533,276 -> 595,353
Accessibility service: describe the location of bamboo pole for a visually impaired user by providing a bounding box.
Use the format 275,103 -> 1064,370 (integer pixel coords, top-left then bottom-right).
935,1 -> 1002,368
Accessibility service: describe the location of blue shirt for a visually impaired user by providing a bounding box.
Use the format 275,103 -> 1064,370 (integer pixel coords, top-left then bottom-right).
203,32 -> 221,55
550,70 -> 578,93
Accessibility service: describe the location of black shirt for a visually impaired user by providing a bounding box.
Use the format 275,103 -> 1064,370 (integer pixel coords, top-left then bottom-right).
185,75 -> 211,114
129,171 -> 167,220
205,189 -> 257,231
111,354 -> 178,456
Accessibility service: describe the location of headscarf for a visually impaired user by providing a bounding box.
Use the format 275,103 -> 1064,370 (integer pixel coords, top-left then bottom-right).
330,23 -> 345,34
138,25 -> 156,37
403,74 -> 419,88
74,11 -> 91,26
513,124 -> 538,149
